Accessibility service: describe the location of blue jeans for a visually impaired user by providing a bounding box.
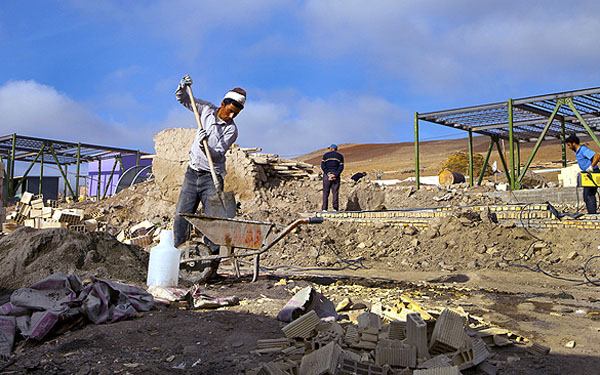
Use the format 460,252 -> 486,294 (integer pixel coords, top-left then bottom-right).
174,166 -> 223,251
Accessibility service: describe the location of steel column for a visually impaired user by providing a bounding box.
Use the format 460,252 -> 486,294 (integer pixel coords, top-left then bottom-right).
517,101 -> 562,185
39,149 -> 44,196
494,137 -> 512,183
75,143 -> 81,200
9,133 -> 16,196
64,165 -> 68,198
508,99 -> 516,190
13,145 -> 44,194
48,145 -> 76,198
516,139 -> 521,177
414,112 -> 420,190
468,129 -> 473,187
102,156 -> 119,199
136,150 -> 140,166
477,137 -> 494,186
567,99 -> 600,149
561,117 -> 567,167
97,158 -> 101,200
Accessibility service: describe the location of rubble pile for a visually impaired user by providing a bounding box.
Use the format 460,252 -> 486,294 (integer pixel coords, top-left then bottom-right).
250,294 -> 528,375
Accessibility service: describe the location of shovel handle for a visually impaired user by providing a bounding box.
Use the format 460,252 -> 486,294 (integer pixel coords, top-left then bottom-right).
186,85 -> 224,195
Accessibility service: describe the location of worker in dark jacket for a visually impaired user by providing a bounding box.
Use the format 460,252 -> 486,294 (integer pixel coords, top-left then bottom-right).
321,144 -> 344,211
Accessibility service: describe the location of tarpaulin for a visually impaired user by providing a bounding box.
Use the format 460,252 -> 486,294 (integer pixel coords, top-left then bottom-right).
0,272 -> 154,358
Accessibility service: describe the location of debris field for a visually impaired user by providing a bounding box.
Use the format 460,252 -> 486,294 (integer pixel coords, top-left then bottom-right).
0,134 -> 599,374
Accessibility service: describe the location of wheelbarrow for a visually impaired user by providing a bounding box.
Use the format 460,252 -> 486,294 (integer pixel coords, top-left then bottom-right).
178,214 -> 324,283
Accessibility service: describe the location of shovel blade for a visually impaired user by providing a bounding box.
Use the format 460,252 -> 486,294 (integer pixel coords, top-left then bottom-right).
205,191 -> 236,218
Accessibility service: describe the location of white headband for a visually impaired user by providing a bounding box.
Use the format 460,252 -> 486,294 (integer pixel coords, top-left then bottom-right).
224,91 -> 246,106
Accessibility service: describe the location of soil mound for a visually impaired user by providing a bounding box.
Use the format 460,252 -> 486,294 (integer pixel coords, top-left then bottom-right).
0,227 -> 149,289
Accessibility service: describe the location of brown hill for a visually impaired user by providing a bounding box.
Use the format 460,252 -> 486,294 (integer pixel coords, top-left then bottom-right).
298,135 -> 599,182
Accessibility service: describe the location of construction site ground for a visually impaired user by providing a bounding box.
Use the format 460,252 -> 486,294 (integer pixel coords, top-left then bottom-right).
1,139 -> 600,374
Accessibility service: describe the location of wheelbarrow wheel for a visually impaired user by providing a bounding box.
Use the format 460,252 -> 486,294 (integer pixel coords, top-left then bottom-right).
179,242 -> 219,283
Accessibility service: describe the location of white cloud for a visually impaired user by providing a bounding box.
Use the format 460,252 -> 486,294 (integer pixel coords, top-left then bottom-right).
300,0 -> 600,95
237,92 -> 409,157
0,80 -> 134,147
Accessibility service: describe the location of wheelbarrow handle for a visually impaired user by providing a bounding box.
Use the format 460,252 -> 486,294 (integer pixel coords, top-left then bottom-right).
308,217 -> 324,224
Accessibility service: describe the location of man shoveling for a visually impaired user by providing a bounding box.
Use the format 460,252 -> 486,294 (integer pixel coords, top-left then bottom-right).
173,75 -> 246,249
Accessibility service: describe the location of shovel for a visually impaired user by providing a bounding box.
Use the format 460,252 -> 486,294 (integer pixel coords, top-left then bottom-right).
186,85 -> 237,218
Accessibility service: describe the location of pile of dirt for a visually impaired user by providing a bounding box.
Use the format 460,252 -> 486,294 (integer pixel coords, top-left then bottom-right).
0,227 -> 149,289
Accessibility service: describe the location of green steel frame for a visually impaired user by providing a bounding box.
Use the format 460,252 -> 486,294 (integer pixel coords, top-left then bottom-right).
0,134 -> 150,201
415,87 -> 600,190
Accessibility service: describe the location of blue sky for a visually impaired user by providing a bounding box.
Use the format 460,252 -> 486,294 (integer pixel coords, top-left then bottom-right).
2,0 -> 600,161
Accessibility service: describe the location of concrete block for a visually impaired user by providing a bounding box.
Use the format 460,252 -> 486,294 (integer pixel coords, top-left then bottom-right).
39,220 -> 67,229
527,342 -> 550,355
124,234 -> 153,247
255,338 -> 292,354
344,325 -> 359,346
282,310 -> 320,339
2,221 -> 19,233
30,208 -> 43,218
407,312 -> 430,361
46,199 -> 59,208
429,309 -> 468,355
418,354 -> 452,369
130,220 -> 155,237
257,362 -> 288,375
20,192 -> 34,205
388,320 -> 406,340
69,224 -> 87,233
299,341 -> 346,375
41,207 -> 53,218
413,366 -> 461,375
30,199 -> 44,210
335,357 -> 387,375
375,340 -> 416,368
357,312 -> 381,332
52,210 -> 82,225
313,329 -> 343,351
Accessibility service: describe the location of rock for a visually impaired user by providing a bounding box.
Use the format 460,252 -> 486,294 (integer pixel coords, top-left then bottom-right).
336,298 -> 352,312
411,239 -> 420,247
404,226 -> 418,236
567,251 -> 578,260
565,340 -> 576,348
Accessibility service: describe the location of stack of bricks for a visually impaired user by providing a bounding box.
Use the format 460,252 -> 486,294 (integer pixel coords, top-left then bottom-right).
249,306 -> 504,375
310,202 -> 600,231
2,192 -> 103,234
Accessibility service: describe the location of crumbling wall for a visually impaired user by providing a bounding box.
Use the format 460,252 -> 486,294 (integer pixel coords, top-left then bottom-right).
153,128 -> 195,204
153,128 -> 315,203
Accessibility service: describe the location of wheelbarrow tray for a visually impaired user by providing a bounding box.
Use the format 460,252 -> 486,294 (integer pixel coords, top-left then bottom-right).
180,213 -> 275,250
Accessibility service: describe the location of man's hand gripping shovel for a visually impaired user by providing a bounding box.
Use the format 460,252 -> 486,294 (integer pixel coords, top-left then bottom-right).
185,81 -> 236,218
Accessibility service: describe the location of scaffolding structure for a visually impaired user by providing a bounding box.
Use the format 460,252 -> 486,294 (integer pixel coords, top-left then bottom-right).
0,134 -> 149,202
414,87 -> 600,190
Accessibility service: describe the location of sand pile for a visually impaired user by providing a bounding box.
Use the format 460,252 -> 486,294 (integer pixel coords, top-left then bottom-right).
0,227 -> 149,289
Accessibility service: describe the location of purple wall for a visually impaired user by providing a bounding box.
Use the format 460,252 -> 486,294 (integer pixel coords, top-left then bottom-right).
88,154 -> 152,197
